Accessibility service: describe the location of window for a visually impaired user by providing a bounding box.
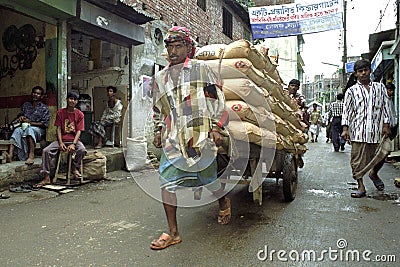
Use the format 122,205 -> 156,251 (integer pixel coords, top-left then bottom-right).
197,0 -> 206,11
222,7 -> 232,39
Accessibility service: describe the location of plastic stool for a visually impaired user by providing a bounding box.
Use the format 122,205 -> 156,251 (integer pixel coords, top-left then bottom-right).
53,151 -> 83,185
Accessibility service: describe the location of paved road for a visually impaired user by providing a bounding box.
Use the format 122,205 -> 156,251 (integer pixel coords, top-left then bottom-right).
1,134 -> 400,266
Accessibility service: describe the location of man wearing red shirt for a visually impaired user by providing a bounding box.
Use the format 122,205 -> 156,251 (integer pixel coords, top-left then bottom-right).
34,91 -> 86,188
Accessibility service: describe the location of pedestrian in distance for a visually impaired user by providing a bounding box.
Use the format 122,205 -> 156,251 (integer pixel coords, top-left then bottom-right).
382,83 -> 397,163
328,93 -> 346,152
34,91 -> 87,188
385,83 -> 398,142
150,26 -> 230,250
6,85 -> 50,165
309,103 -> 322,142
341,59 -> 393,198
324,111 -> 332,143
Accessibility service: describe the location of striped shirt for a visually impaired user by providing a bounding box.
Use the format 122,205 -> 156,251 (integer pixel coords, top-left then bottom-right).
328,100 -> 343,118
153,58 -> 228,164
342,80 -> 392,143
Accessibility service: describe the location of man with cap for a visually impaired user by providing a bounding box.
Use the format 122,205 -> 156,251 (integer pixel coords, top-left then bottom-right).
150,26 -> 230,250
342,59 -> 393,198
34,91 -> 86,188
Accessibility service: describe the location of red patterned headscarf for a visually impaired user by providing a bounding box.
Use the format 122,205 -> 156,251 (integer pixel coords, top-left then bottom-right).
164,26 -> 196,58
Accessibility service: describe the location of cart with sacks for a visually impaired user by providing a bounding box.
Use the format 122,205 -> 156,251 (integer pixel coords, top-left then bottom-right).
194,40 -> 308,205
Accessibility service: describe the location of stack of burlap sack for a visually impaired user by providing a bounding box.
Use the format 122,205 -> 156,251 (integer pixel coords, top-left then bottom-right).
194,39 -> 308,155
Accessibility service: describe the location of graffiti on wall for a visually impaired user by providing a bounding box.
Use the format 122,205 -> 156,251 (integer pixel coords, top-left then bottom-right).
0,24 -> 44,79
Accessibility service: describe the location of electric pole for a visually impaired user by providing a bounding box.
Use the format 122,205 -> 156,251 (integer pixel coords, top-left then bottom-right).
342,0 -> 347,88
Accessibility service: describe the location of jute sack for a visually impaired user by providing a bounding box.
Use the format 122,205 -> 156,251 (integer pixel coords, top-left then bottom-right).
204,58 -> 265,86
267,96 -> 304,131
194,44 -> 226,60
276,134 -> 307,154
222,40 -> 277,73
83,151 -> 107,180
228,120 -> 277,148
287,121 -> 309,144
222,40 -> 266,69
222,78 -> 268,107
221,58 -> 265,86
274,114 -> 292,137
263,68 -> 283,84
254,44 -> 269,58
226,100 -> 275,129
261,75 -> 298,111
267,96 -> 290,120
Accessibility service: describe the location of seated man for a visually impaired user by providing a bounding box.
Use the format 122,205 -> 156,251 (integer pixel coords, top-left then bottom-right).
7,85 -> 50,165
34,91 -> 86,188
89,86 -> 123,148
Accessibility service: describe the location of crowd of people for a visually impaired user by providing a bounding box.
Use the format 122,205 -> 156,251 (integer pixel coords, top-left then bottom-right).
2,85 -> 123,189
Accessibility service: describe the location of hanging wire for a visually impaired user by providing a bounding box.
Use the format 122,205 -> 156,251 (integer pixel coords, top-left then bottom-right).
375,0 -> 393,31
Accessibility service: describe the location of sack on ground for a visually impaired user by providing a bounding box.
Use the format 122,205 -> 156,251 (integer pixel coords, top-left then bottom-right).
125,136 -> 148,171
83,151 -> 107,180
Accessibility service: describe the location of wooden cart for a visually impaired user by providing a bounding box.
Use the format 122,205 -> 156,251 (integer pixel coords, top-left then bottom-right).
217,141 -> 299,206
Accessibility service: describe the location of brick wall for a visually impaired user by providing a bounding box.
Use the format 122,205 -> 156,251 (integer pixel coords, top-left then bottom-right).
125,0 -> 251,45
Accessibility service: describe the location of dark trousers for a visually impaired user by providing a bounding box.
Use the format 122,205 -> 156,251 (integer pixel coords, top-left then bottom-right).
331,117 -> 345,151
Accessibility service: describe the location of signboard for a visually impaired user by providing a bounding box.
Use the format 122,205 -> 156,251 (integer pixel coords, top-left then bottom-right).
345,61 -> 355,73
249,0 -> 343,39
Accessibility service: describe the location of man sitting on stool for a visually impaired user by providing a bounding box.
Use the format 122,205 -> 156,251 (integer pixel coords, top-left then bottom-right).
34,91 -> 86,188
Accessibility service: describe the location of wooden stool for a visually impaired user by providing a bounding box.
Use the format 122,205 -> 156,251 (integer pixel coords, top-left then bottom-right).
53,151 -> 83,185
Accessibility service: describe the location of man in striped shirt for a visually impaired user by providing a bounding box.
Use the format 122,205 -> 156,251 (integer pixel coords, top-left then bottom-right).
150,26 -> 230,250
342,59 -> 392,198
328,93 -> 345,152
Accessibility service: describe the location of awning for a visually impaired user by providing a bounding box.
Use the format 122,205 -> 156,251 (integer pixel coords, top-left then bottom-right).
0,0 -> 77,24
69,0 -> 150,47
371,40 -> 395,79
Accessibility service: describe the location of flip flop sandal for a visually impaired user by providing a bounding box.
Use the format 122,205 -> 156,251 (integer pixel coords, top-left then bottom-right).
150,233 -> 182,250
0,193 -> 10,199
9,186 -> 31,193
369,174 -> 385,191
21,184 -> 39,191
351,190 -> 367,198
32,181 -> 50,189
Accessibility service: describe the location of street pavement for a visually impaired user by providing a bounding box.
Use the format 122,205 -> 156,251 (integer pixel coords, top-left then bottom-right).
1,130 -> 400,266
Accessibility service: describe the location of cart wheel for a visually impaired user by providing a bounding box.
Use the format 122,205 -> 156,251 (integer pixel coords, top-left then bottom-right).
282,153 -> 297,202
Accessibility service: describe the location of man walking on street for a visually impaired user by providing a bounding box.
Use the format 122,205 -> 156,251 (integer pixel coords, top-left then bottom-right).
150,26 -> 230,250
342,59 -> 393,198
309,103 -> 321,142
328,93 -> 345,152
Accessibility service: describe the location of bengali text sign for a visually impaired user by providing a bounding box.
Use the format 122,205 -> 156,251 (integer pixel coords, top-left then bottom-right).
249,0 -> 343,38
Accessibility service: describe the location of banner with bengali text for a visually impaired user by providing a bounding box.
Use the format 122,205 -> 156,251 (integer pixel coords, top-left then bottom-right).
249,0 -> 343,39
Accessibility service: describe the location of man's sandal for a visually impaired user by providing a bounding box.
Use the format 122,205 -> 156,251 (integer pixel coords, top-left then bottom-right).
351,190 -> 366,198
150,233 -> 182,250
218,197 -> 231,225
369,174 -> 385,191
